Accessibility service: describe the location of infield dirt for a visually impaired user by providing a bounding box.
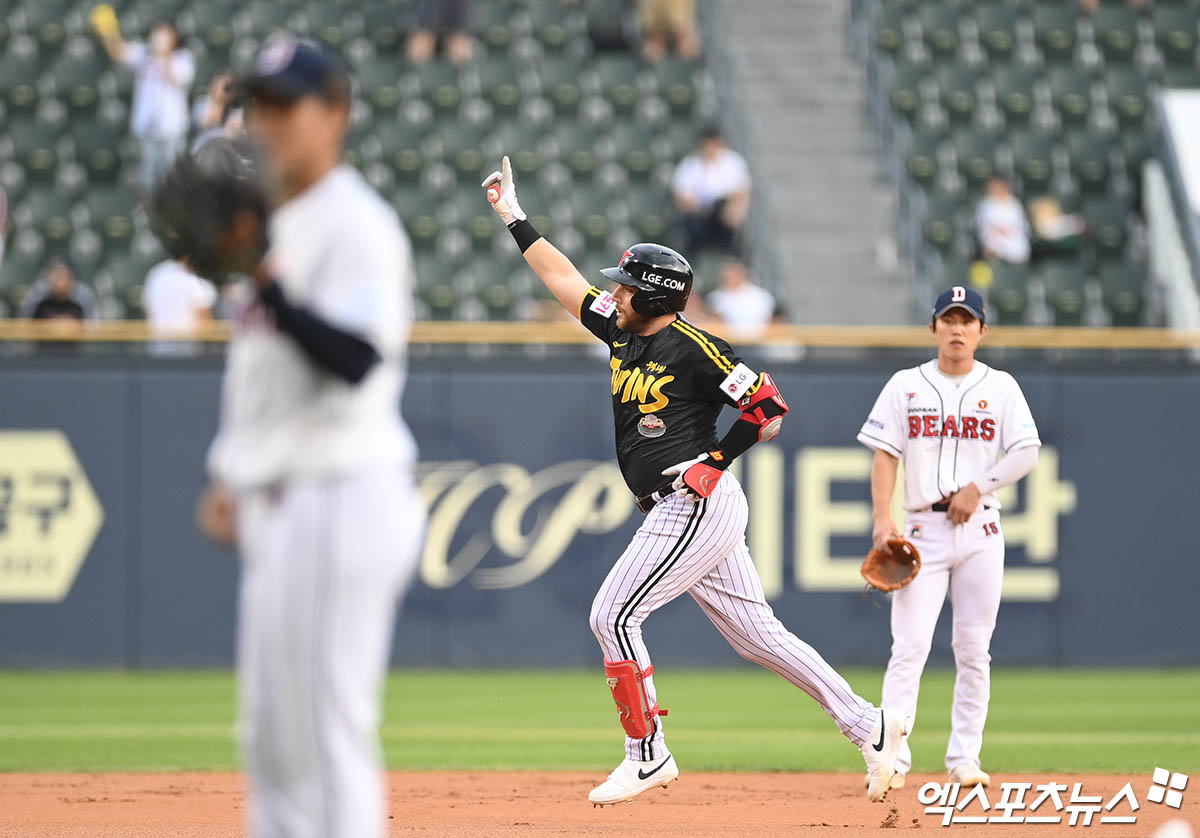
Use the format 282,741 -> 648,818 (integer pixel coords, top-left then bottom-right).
0,771 -> 1194,837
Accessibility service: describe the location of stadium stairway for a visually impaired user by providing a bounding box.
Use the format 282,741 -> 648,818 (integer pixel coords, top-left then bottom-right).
725,0 -> 905,324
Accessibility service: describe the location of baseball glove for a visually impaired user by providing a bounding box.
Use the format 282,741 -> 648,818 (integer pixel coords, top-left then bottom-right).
150,137 -> 271,281
861,536 -> 922,592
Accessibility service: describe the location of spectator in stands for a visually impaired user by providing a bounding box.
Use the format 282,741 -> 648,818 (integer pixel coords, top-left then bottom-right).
19,257 -> 97,321
408,0 -> 474,66
191,69 -> 243,147
975,176 -> 1030,265
640,0 -> 699,62
94,16 -> 196,192
705,257 -> 781,334
673,126 -> 752,255
144,255 -> 216,336
1029,195 -> 1085,262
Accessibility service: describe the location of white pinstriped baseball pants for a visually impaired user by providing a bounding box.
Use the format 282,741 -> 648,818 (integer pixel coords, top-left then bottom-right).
589,472 -> 880,762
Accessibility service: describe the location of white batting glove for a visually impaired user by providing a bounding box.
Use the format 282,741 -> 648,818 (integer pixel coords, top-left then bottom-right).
662,453 -> 723,499
481,155 -> 526,224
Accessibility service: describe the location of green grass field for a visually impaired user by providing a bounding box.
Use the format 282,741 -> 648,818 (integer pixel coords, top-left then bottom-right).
0,668 -> 1197,774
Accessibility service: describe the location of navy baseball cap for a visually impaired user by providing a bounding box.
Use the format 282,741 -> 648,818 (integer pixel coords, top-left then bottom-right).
241,35 -> 350,104
933,285 -> 986,322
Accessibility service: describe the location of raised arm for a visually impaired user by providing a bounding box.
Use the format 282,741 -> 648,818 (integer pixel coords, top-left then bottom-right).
483,156 -> 590,318
90,4 -> 129,63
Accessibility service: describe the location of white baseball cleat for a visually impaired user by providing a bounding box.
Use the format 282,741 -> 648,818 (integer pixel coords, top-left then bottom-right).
863,771 -> 906,790
861,708 -> 911,803
588,755 -> 679,806
949,763 -> 991,787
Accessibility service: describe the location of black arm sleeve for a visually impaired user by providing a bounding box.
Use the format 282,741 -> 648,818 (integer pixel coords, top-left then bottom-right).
258,280 -> 381,385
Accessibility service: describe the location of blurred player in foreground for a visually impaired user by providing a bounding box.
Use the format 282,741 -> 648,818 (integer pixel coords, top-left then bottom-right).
858,286 -> 1040,789
483,156 -> 910,807
193,36 -> 422,837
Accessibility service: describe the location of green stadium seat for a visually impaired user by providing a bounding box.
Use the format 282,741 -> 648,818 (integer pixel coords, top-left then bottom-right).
1162,64 -> 1200,88
1098,261 -> 1143,326
654,57 -> 698,115
9,120 -> 59,184
418,271 -> 460,319
592,54 -> 641,115
414,59 -> 463,116
1066,131 -> 1112,193
237,1 -> 289,39
889,60 -> 924,123
0,56 -> 41,116
527,0 -> 576,52
1091,3 -> 1139,65
479,55 -> 523,116
1010,130 -> 1056,195
364,3 -> 408,53
24,189 -> 74,253
23,0 -> 69,56
1154,6 -> 1199,68
376,118 -> 430,183
472,1 -> 514,53
360,56 -> 403,115
1041,259 -> 1087,326
393,190 -> 441,252
438,119 -> 490,183
51,49 -> 105,116
190,1 -> 237,54
540,53 -> 584,115
1034,5 -> 1079,63
1048,66 -> 1092,126
922,190 -> 961,253
301,3 -> 355,49
664,120 -> 701,159
442,190 -> 495,252
1119,126 -> 1155,177
935,63 -> 982,124
954,128 -> 1000,191
608,121 -> 658,178
976,5 -> 1017,63
553,120 -> 601,180
571,184 -> 615,251
873,2 -> 907,57
905,128 -> 942,188
622,184 -> 673,242
919,3 -> 961,59
494,122 -> 545,179
992,64 -> 1038,126
1081,195 -> 1129,260
987,260 -> 1030,325
69,119 -> 122,184
84,186 -> 134,255
1105,67 -> 1149,130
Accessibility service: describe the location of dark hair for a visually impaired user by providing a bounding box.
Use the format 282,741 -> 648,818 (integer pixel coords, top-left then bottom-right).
42,254 -> 75,277
151,19 -> 182,50
700,124 -> 722,141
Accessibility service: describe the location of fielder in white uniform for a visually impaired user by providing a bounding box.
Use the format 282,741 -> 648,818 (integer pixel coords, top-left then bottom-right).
482,156 -> 910,807
196,37 -> 422,838
858,286 -> 1040,789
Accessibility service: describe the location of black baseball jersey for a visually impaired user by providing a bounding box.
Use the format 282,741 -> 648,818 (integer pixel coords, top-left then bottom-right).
579,285 -> 759,497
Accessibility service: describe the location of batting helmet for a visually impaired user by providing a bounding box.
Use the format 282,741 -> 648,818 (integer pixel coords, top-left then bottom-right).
600,243 -> 693,316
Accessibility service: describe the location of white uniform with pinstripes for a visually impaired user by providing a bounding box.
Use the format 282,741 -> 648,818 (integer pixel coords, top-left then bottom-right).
589,470 -> 881,762
208,166 -> 422,838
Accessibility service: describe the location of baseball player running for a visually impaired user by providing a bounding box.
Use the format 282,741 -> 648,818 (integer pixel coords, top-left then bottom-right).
194,37 -> 423,837
857,286 -> 1040,789
482,156 -> 909,806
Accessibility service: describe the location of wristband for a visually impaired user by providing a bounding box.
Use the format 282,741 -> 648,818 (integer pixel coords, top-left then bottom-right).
507,219 -> 541,253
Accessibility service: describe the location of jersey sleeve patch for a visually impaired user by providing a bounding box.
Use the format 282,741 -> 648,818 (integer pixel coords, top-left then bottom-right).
719,363 -> 758,401
589,290 -> 617,318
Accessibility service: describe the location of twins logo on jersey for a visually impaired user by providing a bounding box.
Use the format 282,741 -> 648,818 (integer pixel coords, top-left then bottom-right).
610,358 -> 673,414
908,415 -> 996,440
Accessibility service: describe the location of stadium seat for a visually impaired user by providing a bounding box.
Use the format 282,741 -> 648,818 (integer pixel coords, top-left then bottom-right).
444,190 -> 495,252
919,3 -> 961,60
1066,130 -> 1112,193
479,55 -> 524,116
623,184 -> 673,242
1081,195 -> 1129,260
1091,3 -> 1139,65
51,47 -> 105,116
392,189 -> 440,252
1048,66 -> 1093,126
608,121 -> 658,178
1010,129 -> 1056,195
438,118 -> 490,183
1154,6 -> 1199,68
472,1 -> 514,54
0,55 -> 41,116
359,56 -> 403,115
493,122 -> 545,179
414,59 -> 464,116
23,189 -> 74,253
526,0 -> 577,53
300,3 -> 357,49
992,63 -> 1038,126
976,5 -> 1017,63
84,186 -> 134,255
553,120 -> 601,180
9,120 -> 59,184
1042,259 -> 1087,326
873,2 -> 906,57
954,128 -> 1001,191
654,57 -> 698,115
904,128 -> 942,188
889,60 -> 925,123
23,0 -> 69,57
1105,67 -> 1149,130
188,1 -> 237,55
1033,5 -> 1078,64
987,260 -> 1030,325
364,3 -> 407,54
922,190 -> 961,253
540,53 -> 585,116
377,119 -> 430,183
1098,260 -> 1143,326
935,63 -> 982,125
592,54 -> 641,115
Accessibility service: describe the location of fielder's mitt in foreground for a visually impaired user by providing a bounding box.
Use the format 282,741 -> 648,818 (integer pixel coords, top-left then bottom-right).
861,537 -> 921,592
